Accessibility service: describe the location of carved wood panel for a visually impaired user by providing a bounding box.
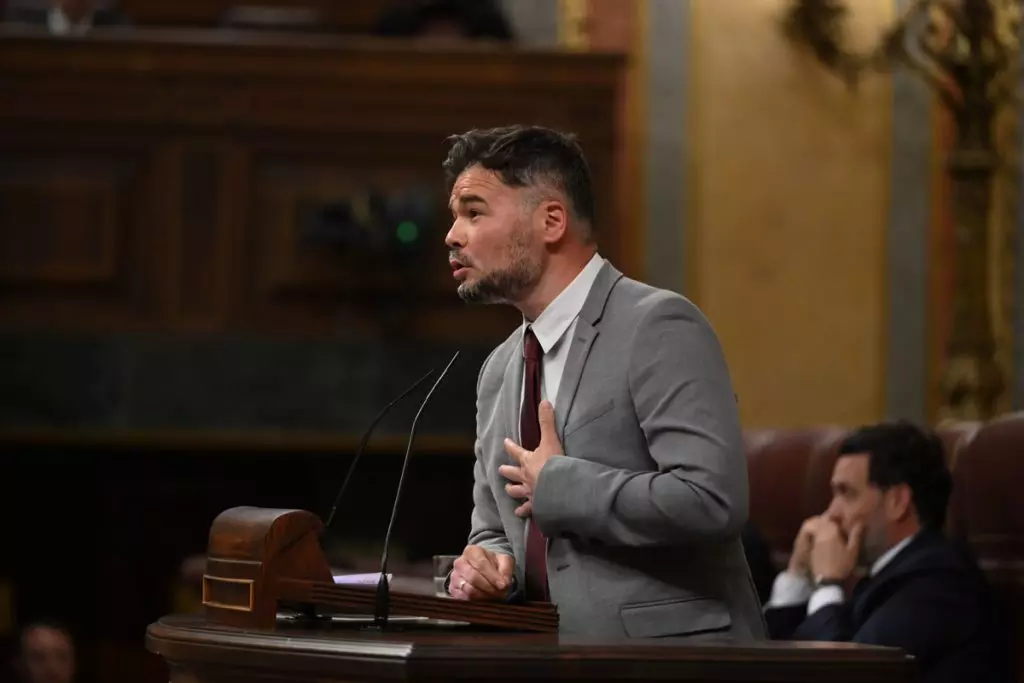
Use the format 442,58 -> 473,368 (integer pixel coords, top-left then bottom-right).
0,30 -> 626,343
249,160 -> 434,295
0,161 -> 119,284
0,136 -> 167,330
164,141 -> 240,330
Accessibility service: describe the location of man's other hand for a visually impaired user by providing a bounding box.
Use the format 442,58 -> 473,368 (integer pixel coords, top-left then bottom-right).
810,519 -> 863,583
788,516 -> 825,576
448,545 -> 514,601
500,400 -> 563,518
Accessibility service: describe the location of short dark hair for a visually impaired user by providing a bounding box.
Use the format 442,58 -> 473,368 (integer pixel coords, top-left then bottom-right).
442,125 -> 596,230
838,421 -> 953,529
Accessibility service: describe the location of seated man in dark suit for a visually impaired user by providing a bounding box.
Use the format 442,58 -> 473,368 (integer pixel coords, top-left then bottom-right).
764,421 -> 1010,683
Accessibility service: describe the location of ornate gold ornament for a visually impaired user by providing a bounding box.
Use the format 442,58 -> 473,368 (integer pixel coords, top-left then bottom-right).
783,0 -> 1021,420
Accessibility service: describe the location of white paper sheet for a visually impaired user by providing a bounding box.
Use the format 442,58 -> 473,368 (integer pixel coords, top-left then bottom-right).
332,572 -> 392,585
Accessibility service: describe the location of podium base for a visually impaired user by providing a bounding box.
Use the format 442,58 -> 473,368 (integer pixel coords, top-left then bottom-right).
147,614 -> 914,683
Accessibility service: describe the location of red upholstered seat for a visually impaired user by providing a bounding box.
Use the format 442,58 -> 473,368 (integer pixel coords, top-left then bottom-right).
952,414 -> 1024,679
745,426 -> 848,567
936,420 -> 981,537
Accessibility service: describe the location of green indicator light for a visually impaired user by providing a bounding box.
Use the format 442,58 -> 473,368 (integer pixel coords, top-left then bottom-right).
396,221 -> 419,244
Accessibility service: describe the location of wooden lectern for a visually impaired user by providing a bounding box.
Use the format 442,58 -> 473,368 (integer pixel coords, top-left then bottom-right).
196,506 -> 558,632
145,507 -> 915,682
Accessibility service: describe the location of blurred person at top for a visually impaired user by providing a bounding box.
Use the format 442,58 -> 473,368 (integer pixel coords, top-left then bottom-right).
374,0 -> 513,43
5,0 -> 127,35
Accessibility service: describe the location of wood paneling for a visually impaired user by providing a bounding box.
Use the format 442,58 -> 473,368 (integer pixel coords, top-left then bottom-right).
0,161 -> 120,284
0,28 -> 626,342
248,160 -> 429,295
117,0 -> 393,31
0,139 -> 165,330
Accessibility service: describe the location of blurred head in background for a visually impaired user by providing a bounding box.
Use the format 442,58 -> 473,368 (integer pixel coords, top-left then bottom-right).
17,621 -> 75,683
375,0 -> 513,42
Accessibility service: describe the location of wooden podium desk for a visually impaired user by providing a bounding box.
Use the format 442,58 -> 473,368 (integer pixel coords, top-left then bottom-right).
146,614 -> 914,683
147,509 -> 913,682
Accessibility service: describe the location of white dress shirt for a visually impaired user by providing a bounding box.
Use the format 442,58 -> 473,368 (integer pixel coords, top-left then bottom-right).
518,252 -> 605,439
767,533 -> 917,616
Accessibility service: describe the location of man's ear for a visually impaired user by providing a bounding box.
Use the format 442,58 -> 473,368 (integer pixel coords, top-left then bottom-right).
885,483 -> 914,522
538,199 -> 568,244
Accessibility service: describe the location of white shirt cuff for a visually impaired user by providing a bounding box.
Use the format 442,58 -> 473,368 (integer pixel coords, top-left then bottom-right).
767,570 -> 813,607
807,585 -> 845,615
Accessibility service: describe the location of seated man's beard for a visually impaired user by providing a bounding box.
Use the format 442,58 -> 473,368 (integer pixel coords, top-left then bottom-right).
858,523 -> 887,567
458,257 -> 540,305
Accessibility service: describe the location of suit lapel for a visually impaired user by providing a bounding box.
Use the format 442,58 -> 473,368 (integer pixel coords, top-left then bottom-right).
501,331 -> 524,464
498,334 -> 528,546
553,261 -> 624,443
553,320 -> 597,441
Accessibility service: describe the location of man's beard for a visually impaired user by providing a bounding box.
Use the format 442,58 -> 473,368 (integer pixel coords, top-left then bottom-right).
857,519 -> 888,568
455,229 -> 541,305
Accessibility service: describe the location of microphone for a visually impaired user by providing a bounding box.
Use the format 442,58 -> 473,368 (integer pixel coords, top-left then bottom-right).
374,350 -> 460,628
324,367 -> 437,531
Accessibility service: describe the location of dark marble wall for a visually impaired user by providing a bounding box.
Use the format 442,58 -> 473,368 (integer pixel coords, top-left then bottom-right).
1,331 -> 498,683
4,442 -> 477,683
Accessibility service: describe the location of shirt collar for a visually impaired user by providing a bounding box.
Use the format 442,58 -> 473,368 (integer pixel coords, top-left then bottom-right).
870,532 -> 916,576
523,253 -> 605,353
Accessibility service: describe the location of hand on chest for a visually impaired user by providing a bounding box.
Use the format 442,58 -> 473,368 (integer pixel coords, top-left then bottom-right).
513,369 -> 635,469
487,321 -> 644,475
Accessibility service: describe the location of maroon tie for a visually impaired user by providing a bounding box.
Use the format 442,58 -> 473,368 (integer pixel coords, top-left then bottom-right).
521,328 -> 549,602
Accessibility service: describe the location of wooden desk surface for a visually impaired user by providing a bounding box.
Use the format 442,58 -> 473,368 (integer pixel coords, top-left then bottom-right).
147,614 -> 913,682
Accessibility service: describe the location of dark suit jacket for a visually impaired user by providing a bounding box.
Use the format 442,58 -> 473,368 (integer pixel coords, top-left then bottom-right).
765,530 -> 1011,683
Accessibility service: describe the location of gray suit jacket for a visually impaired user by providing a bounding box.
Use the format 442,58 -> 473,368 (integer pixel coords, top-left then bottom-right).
468,261 -> 766,641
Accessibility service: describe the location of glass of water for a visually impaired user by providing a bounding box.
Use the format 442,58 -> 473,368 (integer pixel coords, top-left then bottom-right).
432,554 -> 459,597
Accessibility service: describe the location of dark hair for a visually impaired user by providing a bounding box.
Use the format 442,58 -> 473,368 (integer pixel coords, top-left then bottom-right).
838,421 -> 953,530
442,125 -> 596,231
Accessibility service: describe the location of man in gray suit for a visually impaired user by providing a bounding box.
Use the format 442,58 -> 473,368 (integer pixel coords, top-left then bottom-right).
443,125 -> 765,641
